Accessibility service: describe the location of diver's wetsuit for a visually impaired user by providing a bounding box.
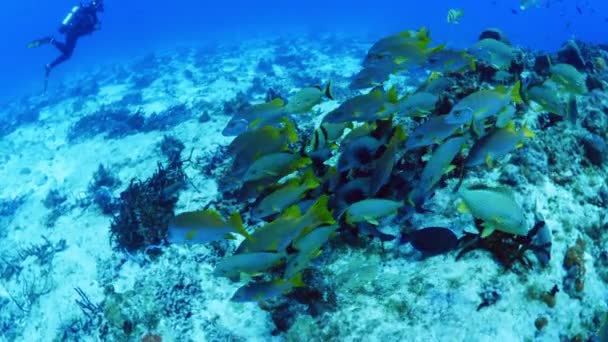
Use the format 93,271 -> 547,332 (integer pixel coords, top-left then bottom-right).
47,5 -> 100,73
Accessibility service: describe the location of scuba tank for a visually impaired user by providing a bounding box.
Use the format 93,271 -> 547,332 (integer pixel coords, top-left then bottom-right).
59,6 -> 80,33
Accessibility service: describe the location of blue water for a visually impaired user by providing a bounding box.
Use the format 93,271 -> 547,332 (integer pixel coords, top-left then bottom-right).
0,0 -> 606,102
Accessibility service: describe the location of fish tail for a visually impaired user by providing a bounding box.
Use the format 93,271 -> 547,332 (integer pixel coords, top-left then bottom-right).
288,273 -> 306,288
522,123 -> 536,138
386,85 -> 399,103
510,80 -> 523,104
310,195 -> 335,225
301,168 -> 320,189
282,117 -> 298,143
229,212 -> 253,241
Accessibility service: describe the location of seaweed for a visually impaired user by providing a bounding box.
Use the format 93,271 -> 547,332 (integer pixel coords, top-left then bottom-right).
143,104 -> 191,132
159,135 -> 185,164
110,161 -> 186,252
456,218 -> 551,270
43,188 -> 73,228
222,92 -> 250,116
68,102 -> 193,143
68,107 -> 145,142
43,188 -> 68,209
87,164 -> 122,216
89,164 -> 122,191
18,236 -> 68,267
0,195 -> 26,218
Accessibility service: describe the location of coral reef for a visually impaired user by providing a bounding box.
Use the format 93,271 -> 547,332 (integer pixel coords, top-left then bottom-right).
110,161 -> 186,252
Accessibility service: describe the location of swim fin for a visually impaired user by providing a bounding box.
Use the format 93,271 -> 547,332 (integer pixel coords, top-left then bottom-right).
27,37 -> 52,49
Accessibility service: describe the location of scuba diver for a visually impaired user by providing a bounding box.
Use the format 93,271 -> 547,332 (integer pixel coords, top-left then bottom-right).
27,0 -> 104,89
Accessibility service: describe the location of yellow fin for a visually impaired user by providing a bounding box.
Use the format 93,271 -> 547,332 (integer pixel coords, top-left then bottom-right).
505,120 -> 516,133
522,124 -> 535,138
309,195 -> 335,225
301,168 -> 320,190
228,212 -> 252,240
282,205 -> 302,219
289,273 -> 306,288
386,85 -> 399,104
270,98 -> 285,107
394,56 -> 409,65
249,118 -> 262,129
312,249 -> 323,258
444,164 -> 457,175
281,117 -> 298,143
510,81 -> 523,104
495,85 -> 507,94
457,200 -> 470,213
481,224 -> 495,238
485,153 -> 494,168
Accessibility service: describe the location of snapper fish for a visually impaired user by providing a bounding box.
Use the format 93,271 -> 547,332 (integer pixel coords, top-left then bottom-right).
364,28 -> 432,68
284,82 -> 333,114
369,125 -> 407,195
168,209 -> 251,244
425,49 -> 476,73
214,251 -> 285,280
222,98 -> 287,136
284,225 -> 339,278
228,118 -> 297,157
350,58 -> 399,89
231,274 -> 305,302
252,168 -> 320,220
527,80 -> 568,116
458,184 -> 527,238
243,152 -> 311,182
322,88 -> 387,123
445,81 -> 522,126
344,198 -> 404,225
465,121 -> 535,168
406,115 -> 461,150
383,91 -> 438,118
409,136 -> 466,208
470,39 -> 517,70
550,63 -> 588,94
228,118 -> 298,176
237,195 -> 335,253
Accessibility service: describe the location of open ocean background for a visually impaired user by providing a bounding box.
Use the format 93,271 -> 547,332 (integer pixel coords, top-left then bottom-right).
0,0 -> 606,102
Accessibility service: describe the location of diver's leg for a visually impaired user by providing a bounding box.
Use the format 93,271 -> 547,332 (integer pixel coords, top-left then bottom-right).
47,34 -> 77,73
51,39 -> 68,55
